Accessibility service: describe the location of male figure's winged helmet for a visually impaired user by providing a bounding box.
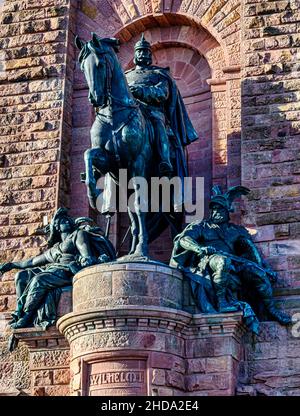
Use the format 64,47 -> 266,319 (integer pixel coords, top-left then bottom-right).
209,185 -> 250,212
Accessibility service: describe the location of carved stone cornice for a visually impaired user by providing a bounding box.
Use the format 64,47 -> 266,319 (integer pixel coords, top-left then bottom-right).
57,306 -> 192,343
58,306 -> 245,344
13,326 -> 69,350
189,312 -> 246,340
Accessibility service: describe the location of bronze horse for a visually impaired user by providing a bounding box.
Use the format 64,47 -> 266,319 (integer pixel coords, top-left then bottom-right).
75,33 -> 182,259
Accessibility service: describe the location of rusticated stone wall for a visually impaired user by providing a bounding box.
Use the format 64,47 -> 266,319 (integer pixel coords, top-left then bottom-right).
239,0 -> 300,395
0,0 -> 77,394
0,0 -> 77,279
242,0 -> 300,295
0,0 -> 299,397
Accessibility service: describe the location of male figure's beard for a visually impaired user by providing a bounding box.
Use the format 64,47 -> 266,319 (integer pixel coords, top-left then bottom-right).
135,57 -> 152,67
211,213 -> 229,224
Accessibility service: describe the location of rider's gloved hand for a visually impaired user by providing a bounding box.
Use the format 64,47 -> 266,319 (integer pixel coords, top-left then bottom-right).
129,85 -> 143,99
198,246 -> 217,256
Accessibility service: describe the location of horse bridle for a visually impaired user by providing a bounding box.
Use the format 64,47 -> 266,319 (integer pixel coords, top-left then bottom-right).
93,52 -> 112,111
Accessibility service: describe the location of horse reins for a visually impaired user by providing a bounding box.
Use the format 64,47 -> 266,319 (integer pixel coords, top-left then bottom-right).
94,53 -> 139,167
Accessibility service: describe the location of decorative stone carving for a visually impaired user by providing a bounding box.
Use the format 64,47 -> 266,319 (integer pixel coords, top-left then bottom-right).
87,359 -> 147,396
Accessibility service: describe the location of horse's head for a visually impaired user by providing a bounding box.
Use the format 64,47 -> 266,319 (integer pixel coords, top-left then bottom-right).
75,33 -> 120,109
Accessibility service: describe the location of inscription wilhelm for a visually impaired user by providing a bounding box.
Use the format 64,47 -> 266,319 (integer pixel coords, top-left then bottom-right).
90,370 -> 144,386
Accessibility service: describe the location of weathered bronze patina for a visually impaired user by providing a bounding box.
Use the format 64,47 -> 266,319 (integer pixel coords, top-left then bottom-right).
75,33 -> 198,259
126,33 -> 198,178
0,208 -> 116,329
170,186 -> 291,332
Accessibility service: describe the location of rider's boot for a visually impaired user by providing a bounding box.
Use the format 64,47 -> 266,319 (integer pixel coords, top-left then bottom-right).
157,125 -> 173,176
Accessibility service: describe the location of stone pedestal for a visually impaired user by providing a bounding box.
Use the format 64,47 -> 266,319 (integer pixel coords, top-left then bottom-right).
11,289 -> 72,396
57,262 -> 246,396
13,326 -> 70,396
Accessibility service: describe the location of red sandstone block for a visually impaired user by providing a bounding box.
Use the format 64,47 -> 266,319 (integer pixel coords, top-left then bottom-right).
166,371 -> 185,390
112,271 -> 148,297
187,358 -> 206,374
72,373 -> 81,391
191,337 -> 241,360
33,370 -> 53,387
151,352 -> 185,372
260,375 -> 300,390
194,388 -> 232,396
206,356 -> 231,373
152,387 -> 173,396
70,359 -> 81,377
0,294 -> 16,312
244,358 -> 281,379
253,225 -> 275,243
44,385 -> 69,396
248,342 -> 287,361
53,369 -> 70,385
186,374 -> 229,392
0,281 -> 15,296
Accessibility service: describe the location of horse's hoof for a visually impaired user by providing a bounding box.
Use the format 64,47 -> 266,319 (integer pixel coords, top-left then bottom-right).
131,250 -> 150,262
134,246 -> 149,259
87,188 -> 101,209
117,253 -> 150,262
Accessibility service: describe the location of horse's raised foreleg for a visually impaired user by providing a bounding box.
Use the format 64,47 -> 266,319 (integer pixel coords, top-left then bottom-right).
84,148 -> 104,209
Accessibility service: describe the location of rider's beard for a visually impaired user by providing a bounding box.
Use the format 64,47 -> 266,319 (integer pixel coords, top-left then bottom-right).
135,56 -> 152,67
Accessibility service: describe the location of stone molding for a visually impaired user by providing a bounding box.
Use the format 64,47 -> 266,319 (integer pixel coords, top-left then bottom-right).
13,326 -> 69,351
58,307 -> 245,344
58,305 -> 191,341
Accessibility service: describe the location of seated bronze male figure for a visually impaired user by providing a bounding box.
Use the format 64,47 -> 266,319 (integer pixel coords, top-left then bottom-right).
0,208 -> 116,329
170,186 -> 291,332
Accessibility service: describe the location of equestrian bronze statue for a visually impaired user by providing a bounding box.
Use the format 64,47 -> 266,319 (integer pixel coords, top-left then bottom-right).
75,33 -> 198,259
170,186 -> 291,333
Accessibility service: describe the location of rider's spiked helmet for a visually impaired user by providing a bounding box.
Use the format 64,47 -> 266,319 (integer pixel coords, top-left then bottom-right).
134,33 -> 152,52
209,185 -> 250,213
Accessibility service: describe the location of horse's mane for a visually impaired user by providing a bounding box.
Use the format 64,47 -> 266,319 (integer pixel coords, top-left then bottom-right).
78,37 -> 120,67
